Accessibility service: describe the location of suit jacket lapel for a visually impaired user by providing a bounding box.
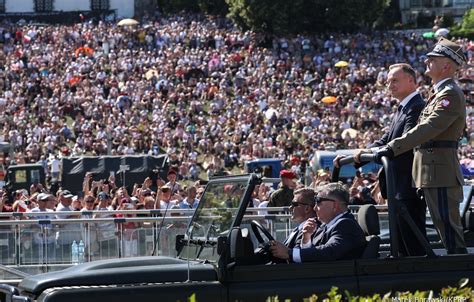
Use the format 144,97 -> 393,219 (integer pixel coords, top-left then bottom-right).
284,226 -> 299,247
312,224 -> 327,246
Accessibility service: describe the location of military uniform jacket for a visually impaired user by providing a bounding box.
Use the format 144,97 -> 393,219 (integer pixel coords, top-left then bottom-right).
388,79 -> 465,188
268,186 -> 293,208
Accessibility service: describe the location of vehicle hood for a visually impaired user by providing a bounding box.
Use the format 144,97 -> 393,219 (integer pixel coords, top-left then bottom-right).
19,256 -> 217,295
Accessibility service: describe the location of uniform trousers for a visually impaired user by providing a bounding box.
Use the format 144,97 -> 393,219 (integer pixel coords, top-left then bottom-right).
423,187 -> 467,254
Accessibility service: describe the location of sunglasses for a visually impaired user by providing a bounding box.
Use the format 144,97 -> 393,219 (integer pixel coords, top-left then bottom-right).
315,196 -> 337,204
290,201 -> 309,208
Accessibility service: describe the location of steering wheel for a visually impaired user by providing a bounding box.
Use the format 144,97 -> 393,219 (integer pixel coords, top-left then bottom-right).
251,220 -> 275,244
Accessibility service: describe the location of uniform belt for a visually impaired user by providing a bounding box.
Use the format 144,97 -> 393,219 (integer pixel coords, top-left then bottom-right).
416,141 -> 458,150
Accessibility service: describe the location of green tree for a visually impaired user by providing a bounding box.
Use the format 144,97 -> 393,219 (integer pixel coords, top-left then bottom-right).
198,0 -> 229,16
226,0 -> 390,34
450,8 -> 474,39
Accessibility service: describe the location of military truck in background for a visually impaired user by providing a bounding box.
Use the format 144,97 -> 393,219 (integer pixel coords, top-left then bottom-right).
3,164 -> 46,194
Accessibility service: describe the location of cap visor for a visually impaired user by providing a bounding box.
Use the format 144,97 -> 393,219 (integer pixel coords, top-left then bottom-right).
426,51 -> 444,57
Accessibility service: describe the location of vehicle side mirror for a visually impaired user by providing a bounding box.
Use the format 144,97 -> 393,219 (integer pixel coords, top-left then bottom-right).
175,234 -> 185,254
217,236 -> 227,255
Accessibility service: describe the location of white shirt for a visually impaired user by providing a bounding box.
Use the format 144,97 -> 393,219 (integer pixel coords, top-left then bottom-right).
399,90 -> 420,109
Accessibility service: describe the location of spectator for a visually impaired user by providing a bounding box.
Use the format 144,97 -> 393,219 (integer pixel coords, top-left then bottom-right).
55,190 -> 81,262
116,197 -> 138,257
81,195 -> 98,258
157,185 -> 177,215
165,170 -> 181,194
268,170 -> 297,208
29,193 -> 56,263
178,186 -> 199,209
94,192 -> 117,259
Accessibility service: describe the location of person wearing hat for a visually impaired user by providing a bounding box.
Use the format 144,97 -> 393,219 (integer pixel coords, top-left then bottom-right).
375,38 -> 468,254
56,189 -> 82,261
30,193 -> 56,261
268,170 -> 298,209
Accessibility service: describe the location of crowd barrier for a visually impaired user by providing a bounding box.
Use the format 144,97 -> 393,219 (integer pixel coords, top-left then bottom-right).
0,206 -> 389,274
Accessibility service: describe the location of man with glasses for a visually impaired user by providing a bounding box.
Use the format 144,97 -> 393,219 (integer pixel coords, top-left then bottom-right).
270,183 -> 366,262
284,188 -> 317,249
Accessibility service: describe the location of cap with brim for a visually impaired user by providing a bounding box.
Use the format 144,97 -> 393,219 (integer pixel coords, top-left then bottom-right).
161,185 -> 171,191
98,192 -> 109,199
37,193 -> 50,201
426,38 -> 467,65
61,190 -> 74,198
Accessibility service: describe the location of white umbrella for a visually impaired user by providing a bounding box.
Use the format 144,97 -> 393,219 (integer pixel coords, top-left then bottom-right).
435,28 -> 449,38
265,108 -> 279,120
117,18 -> 139,26
341,128 -> 359,139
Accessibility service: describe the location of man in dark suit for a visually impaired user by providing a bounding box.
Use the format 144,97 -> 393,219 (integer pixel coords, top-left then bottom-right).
269,183 -> 366,262
377,39 -> 468,254
350,63 -> 426,256
283,188 -> 317,249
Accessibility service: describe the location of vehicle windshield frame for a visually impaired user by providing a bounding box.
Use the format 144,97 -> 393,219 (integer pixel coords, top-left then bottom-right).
178,174 -> 259,261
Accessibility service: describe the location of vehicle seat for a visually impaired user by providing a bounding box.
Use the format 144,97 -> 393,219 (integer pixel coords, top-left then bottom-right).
463,209 -> 474,246
229,227 -> 256,265
357,204 -> 381,259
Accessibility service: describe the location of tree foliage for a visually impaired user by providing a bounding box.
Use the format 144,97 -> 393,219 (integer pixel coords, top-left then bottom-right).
226,0 -> 390,34
450,8 -> 474,39
157,0 -> 392,34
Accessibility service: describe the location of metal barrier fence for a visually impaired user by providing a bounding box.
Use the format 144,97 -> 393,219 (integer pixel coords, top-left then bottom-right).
0,206 -> 390,275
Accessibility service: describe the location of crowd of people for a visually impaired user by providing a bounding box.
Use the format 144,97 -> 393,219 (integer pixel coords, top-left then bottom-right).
0,13 -> 472,184
0,12 -> 472,261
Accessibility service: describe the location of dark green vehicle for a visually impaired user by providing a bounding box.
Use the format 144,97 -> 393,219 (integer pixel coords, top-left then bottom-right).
1,155 -> 474,302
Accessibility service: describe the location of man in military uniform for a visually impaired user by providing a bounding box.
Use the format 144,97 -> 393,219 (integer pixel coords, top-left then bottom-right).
268,170 -> 297,208
376,38 -> 468,254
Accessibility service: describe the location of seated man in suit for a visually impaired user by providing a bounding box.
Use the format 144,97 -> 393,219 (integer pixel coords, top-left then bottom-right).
270,182 -> 366,262
284,188 -> 317,249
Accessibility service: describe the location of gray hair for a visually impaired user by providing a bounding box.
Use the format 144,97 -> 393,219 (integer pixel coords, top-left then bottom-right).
294,187 -> 316,206
318,182 -> 349,205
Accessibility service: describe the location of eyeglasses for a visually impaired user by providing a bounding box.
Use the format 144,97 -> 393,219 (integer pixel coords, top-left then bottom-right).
315,196 -> 337,204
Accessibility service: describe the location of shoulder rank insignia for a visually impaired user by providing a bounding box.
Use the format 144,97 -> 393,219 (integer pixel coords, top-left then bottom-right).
440,99 -> 450,108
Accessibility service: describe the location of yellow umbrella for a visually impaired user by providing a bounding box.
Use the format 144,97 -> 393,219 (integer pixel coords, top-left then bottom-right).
117,18 -> 139,26
145,69 -> 158,80
321,96 -> 337,104
334,61 -> 349,68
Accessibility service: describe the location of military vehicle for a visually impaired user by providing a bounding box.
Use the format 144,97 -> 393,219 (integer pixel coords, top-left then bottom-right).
1,155 -> 474,302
